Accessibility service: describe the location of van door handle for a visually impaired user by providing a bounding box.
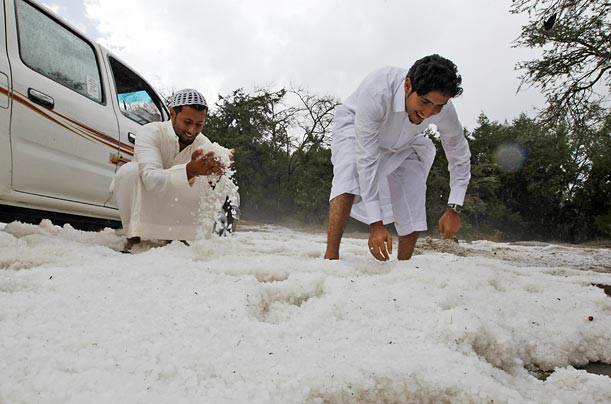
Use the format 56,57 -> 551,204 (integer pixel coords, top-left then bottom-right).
127,132 -> 136,144
28,88 -> 55,109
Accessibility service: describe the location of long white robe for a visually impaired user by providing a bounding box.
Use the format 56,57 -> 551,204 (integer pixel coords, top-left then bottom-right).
330,66 -> 471,235
110,120 -> 215,240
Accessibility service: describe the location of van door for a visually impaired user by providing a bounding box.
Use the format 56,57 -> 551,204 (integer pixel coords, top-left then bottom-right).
102,53 -> 169,208
6,0 -> 121,206
0,0 -> 12,192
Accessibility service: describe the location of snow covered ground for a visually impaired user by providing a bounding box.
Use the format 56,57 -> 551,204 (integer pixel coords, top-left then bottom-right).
1,220 -> 610,403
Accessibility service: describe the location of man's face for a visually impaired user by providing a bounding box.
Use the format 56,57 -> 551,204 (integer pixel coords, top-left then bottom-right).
170,106 -> 207,146
404,78 -> 450,125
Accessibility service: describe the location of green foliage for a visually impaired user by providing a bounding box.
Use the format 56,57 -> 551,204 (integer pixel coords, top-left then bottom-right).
489,0 -> 611,241
291,148 -> 334,223
450,113 -> 611,242
568,115 -> 611,239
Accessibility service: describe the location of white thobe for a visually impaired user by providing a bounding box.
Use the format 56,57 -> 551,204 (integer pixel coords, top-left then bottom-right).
330,66 -> 471,235
110,120 -> 215,240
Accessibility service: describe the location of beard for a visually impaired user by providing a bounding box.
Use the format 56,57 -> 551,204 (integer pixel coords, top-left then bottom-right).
173,122 -> 196,147
177,133 -> 195,147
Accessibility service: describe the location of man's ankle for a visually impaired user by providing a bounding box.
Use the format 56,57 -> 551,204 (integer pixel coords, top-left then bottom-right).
324,249 -> 339,260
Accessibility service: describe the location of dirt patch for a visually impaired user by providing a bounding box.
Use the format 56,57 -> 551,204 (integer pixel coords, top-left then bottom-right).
415,237 -> 471,257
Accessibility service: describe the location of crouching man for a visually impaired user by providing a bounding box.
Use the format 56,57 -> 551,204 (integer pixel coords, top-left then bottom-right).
111,88 -> 228,252
324,55 -> 471,261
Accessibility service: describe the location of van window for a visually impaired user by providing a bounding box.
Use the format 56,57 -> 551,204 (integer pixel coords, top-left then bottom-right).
109,57 -> 167,125
15,0 -> 103,103
117,90 -> 162,125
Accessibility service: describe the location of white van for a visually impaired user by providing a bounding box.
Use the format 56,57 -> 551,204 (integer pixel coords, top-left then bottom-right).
0,0 -> 169,228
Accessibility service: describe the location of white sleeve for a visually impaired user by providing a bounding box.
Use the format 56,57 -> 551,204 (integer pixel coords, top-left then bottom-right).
437,102 -> 471,205
354,87 -> 387,224
134,124 -> 191,192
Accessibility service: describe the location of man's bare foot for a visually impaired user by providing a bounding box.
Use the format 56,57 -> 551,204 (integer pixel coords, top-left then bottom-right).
122,236 -> 141,253
161,240 -> 190,247
324,246 -> 339,260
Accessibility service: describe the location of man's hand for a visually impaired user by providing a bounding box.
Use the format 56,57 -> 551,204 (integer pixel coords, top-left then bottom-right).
438,208 -> 461,240
368,221 -> 392,261
186,149 -> 225,181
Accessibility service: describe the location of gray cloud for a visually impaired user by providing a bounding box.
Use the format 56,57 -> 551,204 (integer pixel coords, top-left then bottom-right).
48,0 -> 545,130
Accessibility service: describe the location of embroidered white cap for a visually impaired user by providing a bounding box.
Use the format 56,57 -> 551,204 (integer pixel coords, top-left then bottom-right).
168,88 -> 208,108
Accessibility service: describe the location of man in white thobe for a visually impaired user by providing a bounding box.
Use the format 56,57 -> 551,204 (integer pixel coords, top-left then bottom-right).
324,55 -> 471,261
111,88 -> 228,252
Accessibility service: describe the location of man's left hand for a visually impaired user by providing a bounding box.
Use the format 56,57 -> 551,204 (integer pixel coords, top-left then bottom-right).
438,208 -> 461,240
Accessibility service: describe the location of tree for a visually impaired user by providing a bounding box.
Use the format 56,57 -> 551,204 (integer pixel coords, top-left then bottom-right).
568,115 -> 611,239
496,115 -> 578,240
461,113 -> 611,242
285,87 -> 339,222
511,0 -> 611,128
510,1 -> 611,241
204,87 -> 338,223
457,115 -> 516,238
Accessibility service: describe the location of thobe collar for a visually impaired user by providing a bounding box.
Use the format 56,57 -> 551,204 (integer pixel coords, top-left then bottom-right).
162,120 -> 181,151
392,79 -> 406,113
163,120 -> 176,140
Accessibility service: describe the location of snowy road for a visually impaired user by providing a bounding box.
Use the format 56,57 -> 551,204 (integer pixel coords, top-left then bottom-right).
1,221 -> 610,403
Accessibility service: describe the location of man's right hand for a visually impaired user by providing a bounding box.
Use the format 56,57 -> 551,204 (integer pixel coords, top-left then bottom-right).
186,149 -> 225,181
368,221 -> 392,261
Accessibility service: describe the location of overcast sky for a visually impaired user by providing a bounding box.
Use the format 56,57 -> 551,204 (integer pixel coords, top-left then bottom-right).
43,0 -> 546,131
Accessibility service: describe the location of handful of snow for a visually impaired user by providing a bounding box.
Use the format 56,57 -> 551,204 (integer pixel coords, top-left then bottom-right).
195,142 -> 239,239
197,142 -> 234,177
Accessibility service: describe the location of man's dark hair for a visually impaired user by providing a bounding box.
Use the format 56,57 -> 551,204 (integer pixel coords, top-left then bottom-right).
172,104 -> 208,114
407,54 -> 463,98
